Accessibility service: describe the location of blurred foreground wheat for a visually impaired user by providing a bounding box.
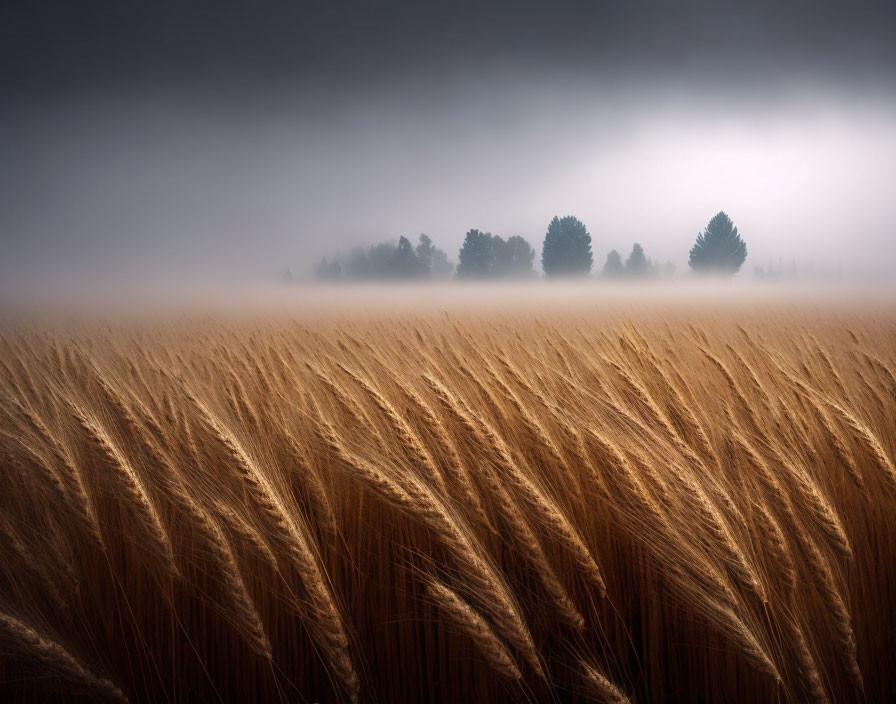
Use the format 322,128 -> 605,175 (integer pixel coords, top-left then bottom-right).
0,308 -> 894,702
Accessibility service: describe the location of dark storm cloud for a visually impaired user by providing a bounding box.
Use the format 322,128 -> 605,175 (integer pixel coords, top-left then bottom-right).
3,1 -> 895,99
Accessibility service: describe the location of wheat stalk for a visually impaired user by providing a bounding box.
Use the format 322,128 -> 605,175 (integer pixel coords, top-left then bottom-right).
425,577 -> 522,680
0,612 -> 127,702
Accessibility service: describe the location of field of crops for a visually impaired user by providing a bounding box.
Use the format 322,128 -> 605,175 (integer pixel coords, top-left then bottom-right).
1,301 -> 894,702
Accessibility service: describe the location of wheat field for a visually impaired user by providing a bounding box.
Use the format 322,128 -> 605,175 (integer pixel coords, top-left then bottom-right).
0,301 -> 894,702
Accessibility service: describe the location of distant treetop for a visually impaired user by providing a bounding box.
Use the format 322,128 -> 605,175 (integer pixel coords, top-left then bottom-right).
602,250 -> 624,279
307,211 -> 754,284
456,230 -> 536,279
541,216 -> 593,277
624,243 -> 650,277
314,234 -> 453,281
688,212 -> 747,275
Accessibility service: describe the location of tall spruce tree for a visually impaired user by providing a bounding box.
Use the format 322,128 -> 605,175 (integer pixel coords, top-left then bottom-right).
541,216 -> 593,276
688,212 -> 747,275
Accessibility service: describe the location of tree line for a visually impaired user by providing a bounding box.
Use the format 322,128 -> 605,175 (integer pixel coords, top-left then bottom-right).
311,211 -> 747,281
314,234 -> 454,281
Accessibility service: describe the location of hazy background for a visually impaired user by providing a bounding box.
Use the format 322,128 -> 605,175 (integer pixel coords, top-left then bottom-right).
2,1 -> 895,295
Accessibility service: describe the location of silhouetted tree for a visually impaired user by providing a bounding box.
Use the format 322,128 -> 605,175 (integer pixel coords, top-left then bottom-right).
415,234 -> 435,273
416,234 -> 452,279
456,230 -> 495,279
625,243 -> 651,278
393,236 -> 419,278
457,230 -> 536,279
494,235 -> 536,278
688,211 -> 747,275
320,234 -> 453,281
542,216 -> 592,276
602,250 -> 624,278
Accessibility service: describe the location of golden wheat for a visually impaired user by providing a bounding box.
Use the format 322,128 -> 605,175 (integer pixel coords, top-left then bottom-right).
0,304 -> 893,702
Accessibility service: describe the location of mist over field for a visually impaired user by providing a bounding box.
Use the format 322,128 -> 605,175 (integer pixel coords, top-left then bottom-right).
1,279 -> 895,328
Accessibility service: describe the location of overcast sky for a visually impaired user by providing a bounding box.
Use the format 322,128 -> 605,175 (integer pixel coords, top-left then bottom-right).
2,1 -> 895,291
